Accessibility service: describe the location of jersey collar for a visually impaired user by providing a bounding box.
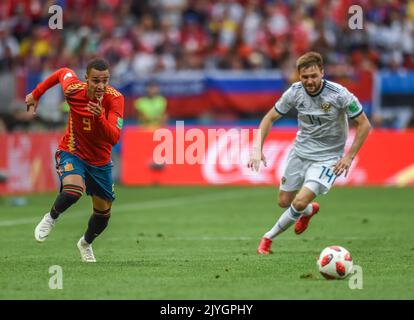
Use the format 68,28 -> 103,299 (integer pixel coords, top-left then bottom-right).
304,79 -> 326,97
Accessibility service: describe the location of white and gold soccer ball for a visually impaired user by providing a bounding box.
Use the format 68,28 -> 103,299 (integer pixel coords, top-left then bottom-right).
317,246 -> 353,280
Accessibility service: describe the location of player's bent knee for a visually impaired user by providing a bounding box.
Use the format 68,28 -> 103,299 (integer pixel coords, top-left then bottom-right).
277,198 -> 291,208
277,192 -> 294,208
92,195 -> 112,212
94,202 -> 112,212
277,190 -> 296,208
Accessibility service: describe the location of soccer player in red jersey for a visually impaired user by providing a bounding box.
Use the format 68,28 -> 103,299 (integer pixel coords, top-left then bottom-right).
25,59 -> 124,262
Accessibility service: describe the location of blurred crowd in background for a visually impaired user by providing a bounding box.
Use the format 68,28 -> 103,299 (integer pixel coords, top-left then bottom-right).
1,0 -> 414,133
2,0 -> 414,74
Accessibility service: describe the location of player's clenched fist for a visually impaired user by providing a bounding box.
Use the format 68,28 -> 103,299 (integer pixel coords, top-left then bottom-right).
248,148 -> 267,172
86,97 -> 103,117
25,92 -> 39,113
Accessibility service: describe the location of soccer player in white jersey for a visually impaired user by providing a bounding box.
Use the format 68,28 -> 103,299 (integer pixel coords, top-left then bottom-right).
248,52 -> 372,255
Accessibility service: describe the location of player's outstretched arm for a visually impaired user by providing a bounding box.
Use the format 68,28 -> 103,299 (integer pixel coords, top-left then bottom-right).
333,112 -> 371,177
248,107 -> 282,171
28,68 -> 79,110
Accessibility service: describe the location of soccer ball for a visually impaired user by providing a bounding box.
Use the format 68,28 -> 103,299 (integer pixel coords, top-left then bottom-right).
317,246 -> 353,280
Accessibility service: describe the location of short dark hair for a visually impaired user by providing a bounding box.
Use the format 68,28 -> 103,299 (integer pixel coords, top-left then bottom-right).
296,51 -> 324,72
86,58 -> 109,75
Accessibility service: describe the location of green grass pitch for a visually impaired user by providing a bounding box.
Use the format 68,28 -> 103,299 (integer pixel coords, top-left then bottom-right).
0,185 -> 413,299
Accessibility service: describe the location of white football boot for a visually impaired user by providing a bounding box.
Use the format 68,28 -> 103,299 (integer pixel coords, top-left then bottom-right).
77,237 -> 96,262
34,212 -> 56,242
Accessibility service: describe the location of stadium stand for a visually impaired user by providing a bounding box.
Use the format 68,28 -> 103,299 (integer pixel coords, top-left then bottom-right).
0,0 -> 413,129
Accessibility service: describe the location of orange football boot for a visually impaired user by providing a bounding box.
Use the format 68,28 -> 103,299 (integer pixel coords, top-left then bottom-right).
257,237 -> 273,254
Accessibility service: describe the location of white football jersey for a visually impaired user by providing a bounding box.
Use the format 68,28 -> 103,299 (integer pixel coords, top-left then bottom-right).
274,80 -> 363,161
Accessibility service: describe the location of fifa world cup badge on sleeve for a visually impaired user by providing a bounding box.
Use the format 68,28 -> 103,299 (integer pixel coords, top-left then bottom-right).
348,101 -> 359,113
117,117 -> 123,129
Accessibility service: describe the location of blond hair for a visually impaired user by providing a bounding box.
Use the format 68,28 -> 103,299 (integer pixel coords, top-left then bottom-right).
296,52 -> 324,72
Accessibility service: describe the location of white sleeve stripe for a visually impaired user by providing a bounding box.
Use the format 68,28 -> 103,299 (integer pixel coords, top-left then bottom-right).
63,72 -> 73,80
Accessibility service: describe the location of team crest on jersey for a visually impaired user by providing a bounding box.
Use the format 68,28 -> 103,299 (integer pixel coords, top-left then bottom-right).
321,102 -> 331,113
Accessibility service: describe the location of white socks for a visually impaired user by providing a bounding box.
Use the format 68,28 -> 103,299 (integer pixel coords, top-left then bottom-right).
302,203 -> 313,216
264,203 -> 313,240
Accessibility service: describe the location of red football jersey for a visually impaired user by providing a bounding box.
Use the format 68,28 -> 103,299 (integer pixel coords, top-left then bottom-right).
32,68 -> 124,166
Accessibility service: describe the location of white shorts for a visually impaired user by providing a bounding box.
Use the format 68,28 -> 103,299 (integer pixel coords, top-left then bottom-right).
279,151 -> 340,196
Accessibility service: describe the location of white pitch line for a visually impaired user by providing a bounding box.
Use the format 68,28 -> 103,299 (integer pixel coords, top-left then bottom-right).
132,236 -> 384,241
0,217 -> 40,227
0,189 -> 256,228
